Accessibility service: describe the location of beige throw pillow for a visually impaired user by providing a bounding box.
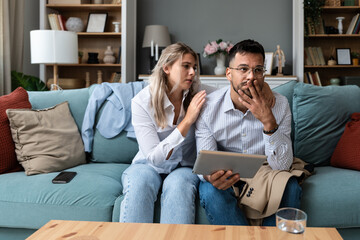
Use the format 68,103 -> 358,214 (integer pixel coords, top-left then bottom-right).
6,101 -> 86,175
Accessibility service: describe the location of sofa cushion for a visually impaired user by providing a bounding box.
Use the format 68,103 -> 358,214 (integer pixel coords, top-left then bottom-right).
331,112 -> 360,171
88,84 -> 139,164
272,80 -> 298,143
90,100 -> 138,164
302,166 -> 360,228
28,87 -> 90,130
6,102 -> 86,175
0,87 -> 31,174
292,83 -> 360,166
0,163 -> 128,229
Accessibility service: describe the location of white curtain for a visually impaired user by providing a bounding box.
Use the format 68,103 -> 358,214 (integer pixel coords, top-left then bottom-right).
0,0 -> 24,95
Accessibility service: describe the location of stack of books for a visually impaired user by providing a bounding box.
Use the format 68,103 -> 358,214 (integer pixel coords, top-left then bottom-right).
304,71 -> 322,86
48,14 -> 67,31
304,47 -> 326,66
346,13 -> 360,34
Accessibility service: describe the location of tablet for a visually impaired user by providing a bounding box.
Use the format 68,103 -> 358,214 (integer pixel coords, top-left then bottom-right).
192,150 -> 267,178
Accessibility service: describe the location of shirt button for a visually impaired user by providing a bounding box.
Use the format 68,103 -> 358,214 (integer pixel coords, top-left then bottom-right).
270,141 -> 274,145
242,133 -> 246,137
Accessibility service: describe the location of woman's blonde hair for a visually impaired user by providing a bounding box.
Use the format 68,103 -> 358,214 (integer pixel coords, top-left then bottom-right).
149,42 -> 200,129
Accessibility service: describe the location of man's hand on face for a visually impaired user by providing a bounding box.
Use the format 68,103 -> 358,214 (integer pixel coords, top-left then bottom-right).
262,82 -> 276,108
237,80 -> 277,129
204,170 -> 240,190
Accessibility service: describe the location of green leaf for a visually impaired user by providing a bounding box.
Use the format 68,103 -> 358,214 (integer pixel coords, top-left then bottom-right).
11,70 -> 49,91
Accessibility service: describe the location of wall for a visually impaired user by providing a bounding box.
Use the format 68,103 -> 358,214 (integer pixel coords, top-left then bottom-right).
137,0 -> 293,76
23,0 -> 39,77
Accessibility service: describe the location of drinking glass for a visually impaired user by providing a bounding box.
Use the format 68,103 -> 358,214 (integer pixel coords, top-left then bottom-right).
276,207 -> 307,234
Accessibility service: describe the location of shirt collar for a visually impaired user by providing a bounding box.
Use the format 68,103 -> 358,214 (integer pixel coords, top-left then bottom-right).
164,89 -> 190,110
224,87 -> 236,113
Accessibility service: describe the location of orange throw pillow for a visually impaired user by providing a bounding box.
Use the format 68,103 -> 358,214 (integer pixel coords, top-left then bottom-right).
0,87 -> 31,174
331,113 -> 360,171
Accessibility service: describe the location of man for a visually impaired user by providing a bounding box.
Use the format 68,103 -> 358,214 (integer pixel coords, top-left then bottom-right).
195,39 -> 302,226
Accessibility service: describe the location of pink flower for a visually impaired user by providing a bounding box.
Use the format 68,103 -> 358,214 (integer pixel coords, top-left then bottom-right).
203,39 -> 233,58
226,43 -> 234,53
219,42 -> 228,50
204,43 -> 217,55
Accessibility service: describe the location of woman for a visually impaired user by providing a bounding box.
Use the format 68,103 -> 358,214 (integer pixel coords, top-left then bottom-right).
120,43 -> 206,224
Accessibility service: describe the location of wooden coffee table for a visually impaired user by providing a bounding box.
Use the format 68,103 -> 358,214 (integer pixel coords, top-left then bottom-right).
27,220 -> 343,240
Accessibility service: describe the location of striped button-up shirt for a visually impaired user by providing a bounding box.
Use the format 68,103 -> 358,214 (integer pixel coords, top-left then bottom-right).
195,86 -> 293,171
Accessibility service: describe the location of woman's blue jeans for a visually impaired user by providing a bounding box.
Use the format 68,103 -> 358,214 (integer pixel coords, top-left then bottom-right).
120,163 -> 199,224
199,177 -> 302,226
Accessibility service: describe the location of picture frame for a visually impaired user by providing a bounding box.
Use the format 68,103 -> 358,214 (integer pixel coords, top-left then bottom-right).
336,48 -> 352,65
86,13 -> 107,33
264,52 -> 274,75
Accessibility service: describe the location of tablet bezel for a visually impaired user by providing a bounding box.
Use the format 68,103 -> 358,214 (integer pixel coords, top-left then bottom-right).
192,150 -> 267,178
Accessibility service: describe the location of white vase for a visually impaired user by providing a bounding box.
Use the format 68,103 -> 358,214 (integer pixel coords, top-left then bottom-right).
65,17 -> 84,32
214,54 -> 226,75
103,46 -> 116,64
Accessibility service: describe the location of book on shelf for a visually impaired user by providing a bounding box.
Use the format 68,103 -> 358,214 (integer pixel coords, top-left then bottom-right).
346,13 -> 359,34
305,72 -> 314,85
353,15 -> 360,34
48,13 -> 66,31
315,47 -> 326,65
314,18 -> 325,34
306,47 -> 317,65
305,47 -> 325,66
304,48 -> 313,66
305,71 -> 322,86
110,72 -> 122,83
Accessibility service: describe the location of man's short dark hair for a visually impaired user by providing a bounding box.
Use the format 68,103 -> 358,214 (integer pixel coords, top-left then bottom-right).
228,39 -> 265,64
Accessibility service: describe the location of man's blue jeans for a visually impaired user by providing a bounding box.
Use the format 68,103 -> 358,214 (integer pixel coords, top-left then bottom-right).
199,177 -> 302,226
120,163 -> 199,224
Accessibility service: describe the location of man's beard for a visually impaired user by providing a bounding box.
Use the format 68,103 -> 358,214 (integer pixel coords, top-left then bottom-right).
231,80 -> 252,99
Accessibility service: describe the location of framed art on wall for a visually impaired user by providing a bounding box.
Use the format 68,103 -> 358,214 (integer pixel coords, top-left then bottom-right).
336,48 -> 352,65
264,52 -> 274,75
86,13 -> 107,32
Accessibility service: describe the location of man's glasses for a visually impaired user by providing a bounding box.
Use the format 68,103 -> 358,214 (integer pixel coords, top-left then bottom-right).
229,66 -> 266,77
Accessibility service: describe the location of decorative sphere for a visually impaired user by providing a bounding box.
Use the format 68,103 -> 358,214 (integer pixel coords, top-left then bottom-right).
66,17 -> 84,32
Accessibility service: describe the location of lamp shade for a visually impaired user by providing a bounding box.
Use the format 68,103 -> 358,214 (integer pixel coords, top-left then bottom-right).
142,25 -> 171,48
30,30 -> 78,64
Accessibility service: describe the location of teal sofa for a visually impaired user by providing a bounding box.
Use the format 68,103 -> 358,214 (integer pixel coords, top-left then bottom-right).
0,81 -> 359,240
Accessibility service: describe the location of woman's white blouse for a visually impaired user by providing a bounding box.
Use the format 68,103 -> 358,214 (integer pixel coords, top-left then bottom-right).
131,85 -> 196,174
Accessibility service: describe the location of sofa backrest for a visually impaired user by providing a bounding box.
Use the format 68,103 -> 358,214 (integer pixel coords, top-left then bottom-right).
28,88 -> 90,130
87,84 -> 139,164
28,86 -> 139,165
274,81 -> 360,166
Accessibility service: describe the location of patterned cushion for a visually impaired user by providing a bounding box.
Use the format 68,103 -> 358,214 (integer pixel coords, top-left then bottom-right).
0,87 -> 31,174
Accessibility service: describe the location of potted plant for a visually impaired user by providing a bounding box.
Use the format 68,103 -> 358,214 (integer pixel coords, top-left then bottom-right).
11,70 -> 48,91
351,52 -> 359,65
304,0 -> 326,36
78,51 -> 84,64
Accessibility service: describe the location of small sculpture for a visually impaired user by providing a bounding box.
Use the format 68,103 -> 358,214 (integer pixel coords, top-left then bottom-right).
103,46 -> 116,64
274,45 -> 285,76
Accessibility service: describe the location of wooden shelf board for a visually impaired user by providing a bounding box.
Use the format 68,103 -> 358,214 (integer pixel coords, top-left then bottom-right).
322,6 -> 360,12
305,65 -> 360,68
307,34 -> 360,37
46,4 -> 121,11
77,32 -> 121,37
46,64 -> 121,67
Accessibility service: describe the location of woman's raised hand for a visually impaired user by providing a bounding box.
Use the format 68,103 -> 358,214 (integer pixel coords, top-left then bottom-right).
185,90 -> 206,125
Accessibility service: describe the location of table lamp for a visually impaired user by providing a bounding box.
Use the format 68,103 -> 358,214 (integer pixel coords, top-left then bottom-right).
142,25 -> 171,73
30,30 -> 78,90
